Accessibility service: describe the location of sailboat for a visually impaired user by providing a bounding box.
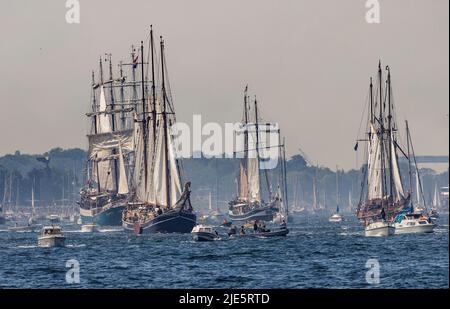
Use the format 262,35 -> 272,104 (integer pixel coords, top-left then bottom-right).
289,176 -> 305,215
228,87 -> 282,222
122,28 -> 196,234
356,62 -> 410,237
78,53 -> 134,226
393,121 -> 436,234
430,183 -> 440,219
329,167 -> 343,222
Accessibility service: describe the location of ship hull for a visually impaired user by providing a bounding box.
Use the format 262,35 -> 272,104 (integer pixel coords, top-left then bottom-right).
123,211 -> 196,234
80,204 -> 125,226
229,206 -> 277,222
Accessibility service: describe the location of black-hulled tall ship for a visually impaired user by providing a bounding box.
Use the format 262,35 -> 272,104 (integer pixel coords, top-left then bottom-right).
228,87 -> 287,222
356,62 -> 410,236
122,27 -> 196,234
79,55 -> 134,226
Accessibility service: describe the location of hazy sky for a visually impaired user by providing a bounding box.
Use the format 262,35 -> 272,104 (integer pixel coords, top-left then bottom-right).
0,0 -> 448,171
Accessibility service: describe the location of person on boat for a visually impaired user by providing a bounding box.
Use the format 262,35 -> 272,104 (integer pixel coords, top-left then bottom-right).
228,226 -> 236,236
253,221 -> 258,233
280,220 -> 287,229
380,208 -> 386,221
240,226 -> 246,235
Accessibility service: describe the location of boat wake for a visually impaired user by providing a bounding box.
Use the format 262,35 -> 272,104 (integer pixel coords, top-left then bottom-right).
98,228 -> 123,233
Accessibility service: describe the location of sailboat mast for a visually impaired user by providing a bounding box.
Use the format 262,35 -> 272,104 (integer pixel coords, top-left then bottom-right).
119,61 -> 126,129
369,77 -> 374,122
282,139 -> 288,217
140,41 -> 149,188
386,66 -> 394,198
405,120 -> 413,203
243,86 -> 249,201
160,37 -> 171,208
336,166 -> 340,210
378,61 -> 386,200
108,54 -> 119,191
92,70 -> 101,192
150,26 -> 157,140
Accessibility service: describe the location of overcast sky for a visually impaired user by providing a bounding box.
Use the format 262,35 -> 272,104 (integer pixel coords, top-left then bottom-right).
0,0 -> 448,171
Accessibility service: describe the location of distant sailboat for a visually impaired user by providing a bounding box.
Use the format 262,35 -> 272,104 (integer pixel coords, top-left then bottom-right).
228,87 -> 284,223
78,52 -> 134,226
122,28 -> 196,234
329,167 -> 343,222
356,63 -> 410,236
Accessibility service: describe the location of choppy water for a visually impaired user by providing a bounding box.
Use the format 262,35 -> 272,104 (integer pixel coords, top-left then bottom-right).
0,214 -> 448,288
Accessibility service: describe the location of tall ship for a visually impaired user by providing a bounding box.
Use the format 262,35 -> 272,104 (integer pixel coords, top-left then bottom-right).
122,27 -> 196,234
228,87 -> 287,222
356,62 -> 410,236
78,54 -> 135,226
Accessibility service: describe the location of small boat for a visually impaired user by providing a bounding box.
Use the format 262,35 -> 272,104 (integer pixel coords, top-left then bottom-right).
81,223 -> 99,232
329,213 -> 343,222
38,226 -> 66,247
329,169 -> 343,223
191,225 -> 220,241
8,223 -> 37,232
47,214 -> 61,224
365,220 -> 395,237
233,227 -> 289,238
394,213 -> 435,234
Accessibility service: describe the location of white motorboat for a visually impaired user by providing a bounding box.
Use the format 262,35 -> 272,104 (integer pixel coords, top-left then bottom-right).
191,225 -> 220,241
365,221 -> 395,237
81,223 -> 99,232
394,213 -> 435,234
38,226 -> 66,247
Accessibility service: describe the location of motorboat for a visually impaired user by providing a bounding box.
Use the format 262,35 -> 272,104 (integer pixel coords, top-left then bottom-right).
38,225 -> 66,247
191,225 -> 220,241
365,220 -> 395,237
394,213 -> 435,234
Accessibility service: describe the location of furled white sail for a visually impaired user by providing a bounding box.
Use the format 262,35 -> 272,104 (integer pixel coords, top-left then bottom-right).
246,123 -> 261,203
88,130 -> 133,160
390,137 -> 404,200
94,86 -> 114,191
367,123 -> 383,200
167,127 -> 182,204
117,143 -> 129,195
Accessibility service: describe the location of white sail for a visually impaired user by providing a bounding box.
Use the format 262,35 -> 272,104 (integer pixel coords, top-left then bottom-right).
415,171 -> 421,204
367,123 -> 383,200
246,123 -> 261,203
31,183 -> 35,215
95,86 -> 114,191
167,125 -> 182,204
433,183 -> 440,207
117,143 -> 129,195
390,137 -> 404,200
133,122 -> 149,203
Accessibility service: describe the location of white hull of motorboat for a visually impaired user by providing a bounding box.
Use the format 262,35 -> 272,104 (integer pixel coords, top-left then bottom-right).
365,222 -> 395,237
38,235 -> 66,248
394,222 -> 435,234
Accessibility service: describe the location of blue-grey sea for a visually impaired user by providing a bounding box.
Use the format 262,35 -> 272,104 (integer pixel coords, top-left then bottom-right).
0,214 -> 448,288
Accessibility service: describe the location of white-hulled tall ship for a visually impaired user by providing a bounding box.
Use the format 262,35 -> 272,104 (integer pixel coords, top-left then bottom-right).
356,62 -> 410,237
228,87 -> 286,222
78,53 -> 135,226
122,27 -> 196,234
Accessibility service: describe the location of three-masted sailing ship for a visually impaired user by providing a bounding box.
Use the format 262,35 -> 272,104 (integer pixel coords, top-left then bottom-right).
79,54 -> 134,226
356,62 -> 410,236
228,87 -> 287,223
122,27 -> 196,234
